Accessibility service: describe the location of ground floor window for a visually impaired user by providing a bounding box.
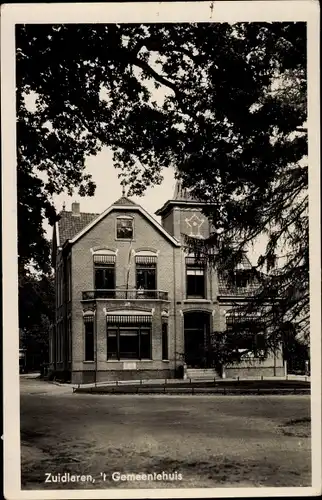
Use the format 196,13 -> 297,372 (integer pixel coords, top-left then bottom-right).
67,316 -> 72,362
107,324 -> 151,360
162,323 -> 168,360
84,321 -> 94,361
225,314 -> 265,356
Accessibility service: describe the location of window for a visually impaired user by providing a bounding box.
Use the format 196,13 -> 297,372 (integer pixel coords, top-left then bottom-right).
94,254 -> 115,297
162,323 -> 168,360
116,217 -> 133,239
230,270 -> 250,288
84,321 -> 94,361
57,322 -> 62,362
61,323 -> 64,362
136,256 -> 157,293
67,317 -> 72,362
107,323 -> 151,360
186,257 -> 206,299
67,257 -> 71,301
60,265 -> 64,305
57,266 -> 62,306
226,315 -> 265,355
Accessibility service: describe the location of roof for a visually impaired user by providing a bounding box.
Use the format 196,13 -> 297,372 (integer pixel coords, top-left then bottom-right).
156,181 -> 214,216
218,253 -> 261,297
56,196 -> 181,247
113,196 -> 138,206
173,179 -> 196,201
57,210 -> 100,245
155,199 -> 212,217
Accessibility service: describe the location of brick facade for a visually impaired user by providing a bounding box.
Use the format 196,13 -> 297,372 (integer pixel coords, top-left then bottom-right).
49,191 -> 284,383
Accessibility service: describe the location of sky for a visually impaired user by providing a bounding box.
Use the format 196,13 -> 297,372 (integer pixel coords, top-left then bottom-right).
45,146 -> 268,267
50,146 -> 176,219
44,145 -> 177,237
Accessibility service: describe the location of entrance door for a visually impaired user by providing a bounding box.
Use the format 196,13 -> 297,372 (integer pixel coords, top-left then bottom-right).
184,312 -> 211,368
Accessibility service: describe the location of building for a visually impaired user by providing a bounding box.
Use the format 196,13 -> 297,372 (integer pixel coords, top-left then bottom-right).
49,183 -> 284,383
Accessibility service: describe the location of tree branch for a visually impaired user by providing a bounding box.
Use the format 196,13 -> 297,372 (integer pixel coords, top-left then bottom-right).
131,56 -> 180,97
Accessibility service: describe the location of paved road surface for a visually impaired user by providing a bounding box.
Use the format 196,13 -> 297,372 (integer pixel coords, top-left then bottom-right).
20,376 -> 311,490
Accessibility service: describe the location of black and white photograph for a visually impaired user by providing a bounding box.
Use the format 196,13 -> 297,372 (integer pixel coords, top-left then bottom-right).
2,1 -> 321,498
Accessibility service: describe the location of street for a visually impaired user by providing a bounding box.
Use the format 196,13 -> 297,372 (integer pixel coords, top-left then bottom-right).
20,376 -> 311,489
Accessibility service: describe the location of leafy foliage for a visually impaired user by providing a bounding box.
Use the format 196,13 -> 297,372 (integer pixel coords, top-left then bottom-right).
19,273 -> 55,367
16,23 -> 308,354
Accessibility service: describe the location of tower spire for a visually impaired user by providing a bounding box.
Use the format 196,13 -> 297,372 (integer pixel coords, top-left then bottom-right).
173,179 -> 191,200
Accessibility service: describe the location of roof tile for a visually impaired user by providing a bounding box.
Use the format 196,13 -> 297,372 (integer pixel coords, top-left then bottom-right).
218,254 -> 261,296
58,211 -> 100,244
113,196 -> 138,206
57,196 -> 138,244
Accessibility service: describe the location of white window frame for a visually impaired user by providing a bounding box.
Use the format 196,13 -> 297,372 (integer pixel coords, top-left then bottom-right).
115,215 -> 134,241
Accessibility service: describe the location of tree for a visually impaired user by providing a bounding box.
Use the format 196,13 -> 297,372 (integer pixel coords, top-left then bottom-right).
19,273 -> 55,370
16,22 -> 308,351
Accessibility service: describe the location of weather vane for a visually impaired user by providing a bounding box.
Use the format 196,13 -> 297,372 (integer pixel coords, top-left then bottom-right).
121,180 -> 126,197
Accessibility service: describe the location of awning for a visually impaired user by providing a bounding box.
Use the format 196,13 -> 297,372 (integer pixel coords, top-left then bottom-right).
185,256 -> 206,266
93,254 -> 116,265
225,311 -> 261,317
83,310 -> 95,322
106,314 -> 152,324
135,255 -> 157,265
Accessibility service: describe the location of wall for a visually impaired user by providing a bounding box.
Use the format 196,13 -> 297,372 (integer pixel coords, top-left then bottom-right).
70,207 -> 180,380
56,201 -> 287,381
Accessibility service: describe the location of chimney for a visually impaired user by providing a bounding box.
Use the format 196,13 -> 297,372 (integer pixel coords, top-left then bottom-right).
71,201 -> 80,216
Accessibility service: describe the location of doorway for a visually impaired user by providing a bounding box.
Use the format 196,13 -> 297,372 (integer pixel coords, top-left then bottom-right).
184,311 -> 211,368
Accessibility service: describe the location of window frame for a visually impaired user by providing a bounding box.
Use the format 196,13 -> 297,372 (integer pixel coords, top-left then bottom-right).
67,316 -> 72,362
231,269 -> 250,288
225,314 -> 265,357
93,253 -> 116,296
67,256 -> 72,302
84,320 -> 95,362
94,265 -> 116,290
116,216 -> 134,241
185,257 -> 206,299
107,324 -> 152,361
135,262 -> 157,291
162,322 -> 169,360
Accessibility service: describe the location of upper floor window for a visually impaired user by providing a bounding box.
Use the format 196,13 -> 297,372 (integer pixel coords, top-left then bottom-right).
135,255 -> 157,292
186,256 -> 206,299
93,252 -> 116,296
57,264 -> 63,306
230,269 -> 250,288
66,257 -> 71,302
116,216 -> 133,239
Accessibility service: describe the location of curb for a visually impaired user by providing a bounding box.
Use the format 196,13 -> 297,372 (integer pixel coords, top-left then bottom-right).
73,387 -> 310,396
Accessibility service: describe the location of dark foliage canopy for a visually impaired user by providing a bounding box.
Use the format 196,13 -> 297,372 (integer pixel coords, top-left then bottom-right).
16,22 -> 308,348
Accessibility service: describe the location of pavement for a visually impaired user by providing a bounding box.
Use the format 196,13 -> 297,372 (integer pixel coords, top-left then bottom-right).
20,372 -> 310,394
50,373 -> 310,389
19,375 -> 312,489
